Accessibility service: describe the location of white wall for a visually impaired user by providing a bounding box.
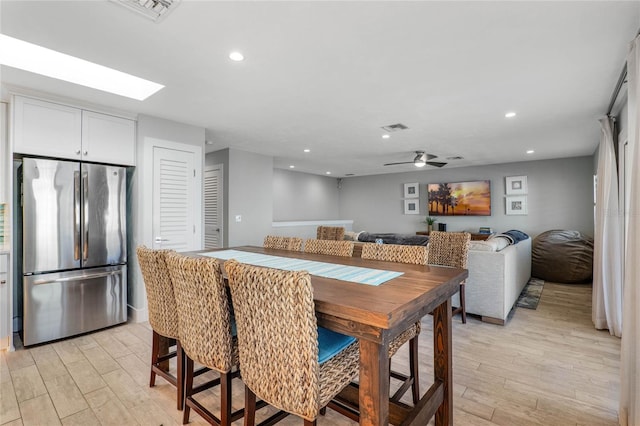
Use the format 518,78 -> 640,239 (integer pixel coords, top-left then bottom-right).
129,114 -> 205,315
338,156 -> 595,239
273,169 -> 340,221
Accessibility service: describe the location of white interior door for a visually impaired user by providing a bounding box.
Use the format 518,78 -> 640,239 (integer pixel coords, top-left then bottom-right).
204,165 -> 223,248
152,146 -> 197,251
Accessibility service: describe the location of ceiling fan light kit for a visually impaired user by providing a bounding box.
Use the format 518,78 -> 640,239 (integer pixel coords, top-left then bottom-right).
383,151 -> 448,168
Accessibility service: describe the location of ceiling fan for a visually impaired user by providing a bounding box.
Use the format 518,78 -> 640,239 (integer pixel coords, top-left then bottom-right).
383,151 -> 447,168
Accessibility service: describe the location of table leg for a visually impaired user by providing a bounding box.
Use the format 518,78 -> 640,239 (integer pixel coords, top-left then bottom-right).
358,339 -> 389,425
433,299 -> 453,426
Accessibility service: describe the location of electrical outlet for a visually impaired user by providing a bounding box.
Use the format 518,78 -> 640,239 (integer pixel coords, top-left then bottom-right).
235,215 -> 242,223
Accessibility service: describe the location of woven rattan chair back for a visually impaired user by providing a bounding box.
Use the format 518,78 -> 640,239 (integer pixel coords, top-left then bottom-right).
263,235 -> 303,251
225,260 -> 322,420
165,252 -> 235,373
316,226 -> 345,241
136,246 -> 178,339
426,231 -> 471,269
304,239 -> 354,257
361,243 -> 428,265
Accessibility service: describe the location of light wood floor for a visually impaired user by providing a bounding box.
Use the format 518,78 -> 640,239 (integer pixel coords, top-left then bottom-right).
0,282 -> 620,425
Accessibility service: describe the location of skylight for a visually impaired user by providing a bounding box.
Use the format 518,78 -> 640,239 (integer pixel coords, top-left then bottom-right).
0,34 -> 165,101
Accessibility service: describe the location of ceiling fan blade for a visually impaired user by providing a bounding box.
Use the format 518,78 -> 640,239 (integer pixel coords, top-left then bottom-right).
426,161 -> 447,168
383,161 -> 414,166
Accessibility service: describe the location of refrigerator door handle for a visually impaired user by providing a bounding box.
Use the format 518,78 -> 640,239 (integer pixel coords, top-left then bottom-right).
73,171 -> 81,261
32,270 -> 121,285
82,171 -> 89,262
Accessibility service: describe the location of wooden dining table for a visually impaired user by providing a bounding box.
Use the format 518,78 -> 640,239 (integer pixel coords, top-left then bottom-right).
199,246 -> 468,426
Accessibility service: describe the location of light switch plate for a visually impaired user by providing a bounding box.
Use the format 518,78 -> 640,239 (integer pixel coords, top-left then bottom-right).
235,215 -> 242,223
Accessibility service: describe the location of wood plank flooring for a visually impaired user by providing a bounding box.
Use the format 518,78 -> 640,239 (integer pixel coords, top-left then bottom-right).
0,282 -> 620,425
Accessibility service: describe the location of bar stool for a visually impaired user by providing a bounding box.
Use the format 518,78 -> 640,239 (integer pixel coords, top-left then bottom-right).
263,235 -> 303,251
316,226 -> 345,241
165,252 -> 243,426
427,231 -> 471,323
361,242 -> 428,404
303,239 -> 354,257
225,260 -> 360,425
136,246 -> 184,411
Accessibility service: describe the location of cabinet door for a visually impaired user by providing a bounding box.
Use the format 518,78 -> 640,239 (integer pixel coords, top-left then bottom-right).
13,96 -> 82,160
82,111 -> 135,166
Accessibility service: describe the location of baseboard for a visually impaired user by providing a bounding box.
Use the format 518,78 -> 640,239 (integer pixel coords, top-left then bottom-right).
127,304 -> 148,323
481,315 -> 505,325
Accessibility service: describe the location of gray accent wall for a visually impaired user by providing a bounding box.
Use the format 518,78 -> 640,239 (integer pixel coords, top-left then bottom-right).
338,156 -> 595,239
273,169 -> 340,221
206,148 -> 273,247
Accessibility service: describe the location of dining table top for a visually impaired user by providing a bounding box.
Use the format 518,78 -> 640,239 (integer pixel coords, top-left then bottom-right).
197,245 -> 468,333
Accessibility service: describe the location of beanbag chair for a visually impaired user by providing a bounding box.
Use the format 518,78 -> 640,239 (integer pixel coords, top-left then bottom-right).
532,230 -> 593,283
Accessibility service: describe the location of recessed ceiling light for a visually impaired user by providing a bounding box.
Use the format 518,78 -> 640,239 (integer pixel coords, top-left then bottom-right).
0,34 -> 164,100
505,112 -> 517,118
382,134 -> 390,139
289,165 -> 295,169
229,51 -> 244,61
526,150 -> 535,154
303,149 -> 310,153
325,171 -> 331,175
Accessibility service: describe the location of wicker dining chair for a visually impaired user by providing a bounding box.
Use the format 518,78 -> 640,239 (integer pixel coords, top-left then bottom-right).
427,231 -> 472,323
263,235 -> 303,251
361,243 -> 428,404
136,246 -> 184,411
165,252 -> 243,426
304,239 -> 354,257
225,260 -> 360,426
316,226 -> 345,241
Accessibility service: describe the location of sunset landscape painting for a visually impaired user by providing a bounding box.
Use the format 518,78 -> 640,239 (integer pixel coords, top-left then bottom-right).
427,180 -> 491,216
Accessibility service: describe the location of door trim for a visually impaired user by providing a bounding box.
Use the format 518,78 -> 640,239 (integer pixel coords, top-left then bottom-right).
142,137 -> 203,250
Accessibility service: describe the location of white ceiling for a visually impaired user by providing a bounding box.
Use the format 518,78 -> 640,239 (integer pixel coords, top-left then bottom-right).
1,1 -> 638,177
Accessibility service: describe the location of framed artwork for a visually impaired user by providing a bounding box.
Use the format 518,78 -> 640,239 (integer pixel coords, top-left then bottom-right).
404,182 -> 419,198
427,180 -> 491,216
505,195 -> 527,215
505,176 -> 527,195
404,199 -> 420,215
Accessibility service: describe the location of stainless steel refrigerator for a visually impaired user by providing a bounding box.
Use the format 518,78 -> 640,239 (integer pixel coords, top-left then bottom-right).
21,157 -> 127,346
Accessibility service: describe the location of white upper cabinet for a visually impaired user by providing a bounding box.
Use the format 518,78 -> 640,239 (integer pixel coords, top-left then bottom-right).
13,96 -> 82,160
13,96 -> 135,166
82,111 -> 135,166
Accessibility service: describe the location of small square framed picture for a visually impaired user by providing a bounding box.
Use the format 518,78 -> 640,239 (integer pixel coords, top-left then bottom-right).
403,182 -> 419,198
505,176 -> 527,195
505,195 -> 527,215
404,199 -> 419,215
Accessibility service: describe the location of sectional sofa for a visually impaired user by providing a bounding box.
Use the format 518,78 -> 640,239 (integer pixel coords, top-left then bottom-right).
349,232 -> 532,325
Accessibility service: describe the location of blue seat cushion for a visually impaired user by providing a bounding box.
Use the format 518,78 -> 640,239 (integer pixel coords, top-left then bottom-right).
317,327 -> 356,364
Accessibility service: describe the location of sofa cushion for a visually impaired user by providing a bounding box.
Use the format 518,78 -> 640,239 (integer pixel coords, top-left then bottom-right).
469,238 -> 509,252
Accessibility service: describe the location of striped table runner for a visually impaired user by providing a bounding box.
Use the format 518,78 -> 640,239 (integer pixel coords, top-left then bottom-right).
202,249 -> 402,286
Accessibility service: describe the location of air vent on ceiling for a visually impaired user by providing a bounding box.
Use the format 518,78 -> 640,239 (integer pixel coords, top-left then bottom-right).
110,0 -> 180,22
446,156 -> 464,160
381,123 -> 409,132
345,174 -> 355,176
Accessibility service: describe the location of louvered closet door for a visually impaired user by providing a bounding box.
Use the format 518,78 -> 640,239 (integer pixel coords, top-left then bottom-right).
204,166 -> 223,249
152,146 -> 197,251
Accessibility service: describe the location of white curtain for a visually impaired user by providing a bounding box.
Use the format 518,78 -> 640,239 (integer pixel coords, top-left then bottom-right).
620,34 -> 640,426
592,117 -> 623,337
